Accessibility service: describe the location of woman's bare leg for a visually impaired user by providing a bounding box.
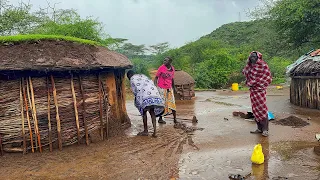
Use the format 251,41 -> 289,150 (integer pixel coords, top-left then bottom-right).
172,110 -> 177,124
137,110 -> 149,136
149,108 -> 157,137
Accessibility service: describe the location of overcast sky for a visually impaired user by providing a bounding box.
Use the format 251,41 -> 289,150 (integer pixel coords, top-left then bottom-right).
9,0 -> 261,48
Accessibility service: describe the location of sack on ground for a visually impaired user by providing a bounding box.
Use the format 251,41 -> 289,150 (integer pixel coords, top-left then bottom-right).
251,144 -> 264,164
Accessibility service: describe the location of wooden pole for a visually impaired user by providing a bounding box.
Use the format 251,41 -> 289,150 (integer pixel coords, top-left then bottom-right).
106,97 -> 109,140
29,77 -> 42,153
51,75 -> 62,150
101,80 -> 109,139
0,134 -> 3,156
22,78 -> 34,153
70,74 -> 81,144
46,77 -> 53,152
26,79 -> 38,150
19,79 -> 27,154
188,84 -> 192,100
79,76 -> 89,145
98,74 -> 104,140
181,85 -> 184,100
317,79 -> 319,109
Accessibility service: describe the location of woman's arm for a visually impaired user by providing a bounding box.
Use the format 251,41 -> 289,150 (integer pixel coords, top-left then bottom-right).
172,79 -> 177,93
154,76 -> 159,87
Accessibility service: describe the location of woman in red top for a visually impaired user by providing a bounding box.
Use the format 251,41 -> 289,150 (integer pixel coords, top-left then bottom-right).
154,57 -> 177,124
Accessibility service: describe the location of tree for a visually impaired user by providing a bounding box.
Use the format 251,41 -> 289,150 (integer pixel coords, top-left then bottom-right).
149,42 -> 169,55
0,1 -> 121,48
117,43 -> 147,58
131,58 -> 150,77
252,0 -> 320,47
271,0 -> 320,46
33,8 -> 119,47
0,0 -> 41,35
107,38 -> 128,50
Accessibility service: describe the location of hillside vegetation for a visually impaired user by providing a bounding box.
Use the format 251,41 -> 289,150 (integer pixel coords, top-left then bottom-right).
0,0 -> 317,89
151,17 -> 315,88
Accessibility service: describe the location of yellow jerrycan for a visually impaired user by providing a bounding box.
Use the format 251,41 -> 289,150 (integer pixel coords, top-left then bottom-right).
251,144 -> 264,165
231,83 -> 239,91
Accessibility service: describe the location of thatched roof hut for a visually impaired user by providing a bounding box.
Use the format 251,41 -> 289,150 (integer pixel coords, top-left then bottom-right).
288,49 -> 320,109
0,36 -> 132,154
174,70 -> 195,86
174,70 -> 195,100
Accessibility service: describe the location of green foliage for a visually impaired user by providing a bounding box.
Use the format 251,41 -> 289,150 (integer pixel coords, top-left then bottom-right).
272,77 -> 286,85
194,48 -> 242,89
268,0 -> 320,46
131,58 -> 150,77
32,9 -> 117,47
0,34 -> 100,46
267,57 -> 292,78
0,1 -> 41,35
35,11 -> 101,40
0,1 -> 120,48
151,19 -> 298,89
117,43 -> 147,58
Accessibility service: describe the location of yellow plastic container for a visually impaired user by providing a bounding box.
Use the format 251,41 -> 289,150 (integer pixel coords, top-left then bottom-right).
231,83 -> 239,91
251,144 -> 264,165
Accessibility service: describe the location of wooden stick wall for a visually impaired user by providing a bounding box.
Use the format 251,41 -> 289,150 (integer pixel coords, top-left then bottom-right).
0,73 -> 112,154
290,77 -> 320,109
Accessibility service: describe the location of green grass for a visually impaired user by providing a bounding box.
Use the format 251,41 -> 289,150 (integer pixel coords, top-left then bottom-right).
272,77 -> 287,85
0,34 -> 101,46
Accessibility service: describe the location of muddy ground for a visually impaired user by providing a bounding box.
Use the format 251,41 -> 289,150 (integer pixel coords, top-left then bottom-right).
1,86 -> 320,180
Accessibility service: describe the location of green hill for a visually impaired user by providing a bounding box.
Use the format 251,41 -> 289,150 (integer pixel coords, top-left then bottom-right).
152,19 -> 312,88
202,19 -> 312,59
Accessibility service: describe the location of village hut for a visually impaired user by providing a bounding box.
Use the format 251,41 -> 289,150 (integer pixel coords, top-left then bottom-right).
0,36 -> 132,154
150,69 -> 195,100
287,49 -> 320,109
173,70 -> 195,100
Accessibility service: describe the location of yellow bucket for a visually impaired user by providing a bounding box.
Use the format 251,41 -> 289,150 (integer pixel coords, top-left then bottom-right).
232,83 -> 239,91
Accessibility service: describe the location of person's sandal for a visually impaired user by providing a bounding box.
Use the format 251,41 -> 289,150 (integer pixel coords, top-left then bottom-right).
137,131 -> 149,136
250,129 -> 262,134
158,119 -> 166,124
262,131 -> 269,137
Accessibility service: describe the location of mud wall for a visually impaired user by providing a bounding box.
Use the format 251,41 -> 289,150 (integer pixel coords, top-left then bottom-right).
290,77 -> 320,109
0,70 -> 130,154
175,84 -> 195,100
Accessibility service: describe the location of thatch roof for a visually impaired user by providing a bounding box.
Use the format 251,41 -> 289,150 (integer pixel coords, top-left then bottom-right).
289,59 -> 320,77
174,70 -> 195,85
288,49 -> 320,77
0,39 -> 132,72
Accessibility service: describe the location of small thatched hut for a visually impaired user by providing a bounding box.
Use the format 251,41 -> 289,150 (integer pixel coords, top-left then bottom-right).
174,70 -> 195,100
288,49 -> 320,109
0,36 -> 132,154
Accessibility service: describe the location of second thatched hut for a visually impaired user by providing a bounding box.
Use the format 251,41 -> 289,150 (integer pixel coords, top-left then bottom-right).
287,49 -> 320,109
173,70 -> 195,100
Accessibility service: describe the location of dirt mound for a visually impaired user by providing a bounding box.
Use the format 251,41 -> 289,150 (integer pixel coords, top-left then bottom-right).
273,116 -> 309,128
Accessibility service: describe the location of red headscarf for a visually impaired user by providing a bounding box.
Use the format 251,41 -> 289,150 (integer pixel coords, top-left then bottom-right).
242,51 -> 272,89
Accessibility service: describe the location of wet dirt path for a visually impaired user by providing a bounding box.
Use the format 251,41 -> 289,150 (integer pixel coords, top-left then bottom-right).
1,87 -> 320,179
178,88 -> 320,180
